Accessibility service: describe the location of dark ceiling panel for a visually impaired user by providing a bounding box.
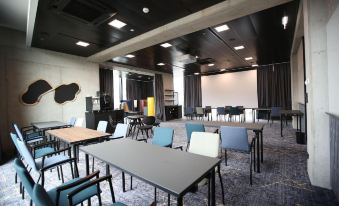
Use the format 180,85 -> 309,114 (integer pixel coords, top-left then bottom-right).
32,0 -> 223,57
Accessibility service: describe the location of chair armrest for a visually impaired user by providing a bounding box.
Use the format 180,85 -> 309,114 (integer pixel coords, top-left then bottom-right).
213,129 -> 219,134
56,171 -> 100,192
40,157 -> 77,172
67,174 -> 112,202
41,147 -> 71,159
31,140 -> 57,150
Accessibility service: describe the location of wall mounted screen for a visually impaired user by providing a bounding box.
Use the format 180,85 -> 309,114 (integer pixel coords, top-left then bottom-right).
201,70 -> 258,108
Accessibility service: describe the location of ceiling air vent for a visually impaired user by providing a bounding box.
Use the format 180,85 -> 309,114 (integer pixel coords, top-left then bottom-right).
50,0 -> 117,26
197,58 -> 215,65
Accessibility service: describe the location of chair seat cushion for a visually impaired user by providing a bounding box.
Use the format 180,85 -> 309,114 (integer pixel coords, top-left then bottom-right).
48,177 -> 99,206
36,154 -> 70,169
34,147 -> 55,159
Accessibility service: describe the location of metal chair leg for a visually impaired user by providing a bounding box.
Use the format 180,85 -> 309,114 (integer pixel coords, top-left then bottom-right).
217,165 -> 225,204
224,150 -> 227,166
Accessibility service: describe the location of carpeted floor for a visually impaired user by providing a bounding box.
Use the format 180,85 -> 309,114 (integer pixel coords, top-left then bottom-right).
0,120 -> 338,206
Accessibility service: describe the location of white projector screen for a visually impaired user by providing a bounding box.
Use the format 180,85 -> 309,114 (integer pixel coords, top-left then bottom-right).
201,70 -> 258,108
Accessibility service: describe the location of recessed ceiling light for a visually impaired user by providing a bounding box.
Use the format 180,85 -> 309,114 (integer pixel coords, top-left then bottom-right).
194,72 -> 200,75
195,56 -> 199,58
130,29 -> 134,32
234,45 -> 245,50
76,41 -> 89,47
252,64 -> 258,67
160,43 -> 172,48
108,19 -> 126,29
220,69 -> 226,71
282,16 -> 288,29
245,57 -> 253,60
214,24 -> 229,32
125,54 -> 135,58
157,63 -> 165,66
143,7 -> 150,13
208,63 -> 215,67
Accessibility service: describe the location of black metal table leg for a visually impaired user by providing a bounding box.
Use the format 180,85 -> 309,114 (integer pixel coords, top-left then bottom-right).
85,153 -> 89,175
256,131 -> 260,173
280,114 -> 283,137
177,196 -> 183,206
260,131 -> 263,163
122,172 -> 126,192
210,169 -> 216,206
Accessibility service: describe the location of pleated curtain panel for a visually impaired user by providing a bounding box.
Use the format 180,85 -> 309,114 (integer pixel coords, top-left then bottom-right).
99,68 -> 114,107
257,62 -> 292,109
126,79 -> 153,100
184,75 -> 202,108
155,74 -> 165,120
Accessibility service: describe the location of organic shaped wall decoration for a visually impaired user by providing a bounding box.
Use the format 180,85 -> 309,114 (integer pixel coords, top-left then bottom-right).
20,80 -> 81,105
20,79 -> 53,105
54,83 -> 81,104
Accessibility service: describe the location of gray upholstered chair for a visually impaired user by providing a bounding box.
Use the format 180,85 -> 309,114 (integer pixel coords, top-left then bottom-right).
220,126 -> 256,185
270,107 -> 282,124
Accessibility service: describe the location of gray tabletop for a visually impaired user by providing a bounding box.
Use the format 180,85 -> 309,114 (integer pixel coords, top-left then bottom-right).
81,138 -> 220,196
187,120 -> 265,131
31,121 -> 69,130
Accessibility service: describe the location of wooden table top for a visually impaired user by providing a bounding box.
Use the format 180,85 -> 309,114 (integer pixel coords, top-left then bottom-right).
46,127 -> 111,144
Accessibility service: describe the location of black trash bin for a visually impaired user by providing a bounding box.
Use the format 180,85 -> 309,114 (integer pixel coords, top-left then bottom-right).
296,131 -> 306,144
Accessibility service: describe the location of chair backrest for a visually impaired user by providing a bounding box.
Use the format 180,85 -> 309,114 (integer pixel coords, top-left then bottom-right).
205,106 -> 212,113
112,123 -> 128,139
229,107 -> 241,115
185,123 -> 205,142
32,184 -> 55,206
236,106 -> 244,113
225,106 -> 232,113
271,107 -> 282,117
12,123 -> 25,141
188,132 -> 220,158
143,107 -> 148,116
74,118 -> 84,127
217,107 -> 226,115
10,132 -> 20,152
68,117 -> 77,126
152,127 -> 174,147
143,116 -> 155,125
13,158 -> 35,198
16,138 -> 38,171
185,107 -> 194,115
97,121 -> 108,132
196,107 -> 204,115
220,126 -> 249,152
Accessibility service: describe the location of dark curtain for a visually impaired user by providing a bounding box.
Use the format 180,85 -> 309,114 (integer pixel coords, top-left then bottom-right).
257,63 -> 291,109
155,74 -> 164,120
184,75 -> 202,108
126,79 -> 154,100
99,68 -> 113,107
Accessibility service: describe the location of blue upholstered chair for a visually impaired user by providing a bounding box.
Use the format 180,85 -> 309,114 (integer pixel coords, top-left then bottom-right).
13,123 -> 45,145
195,107 -> 204,120
216,107 -> 226,121
220,126 -> 256,185
270,107 -> 282,124
68,117 -> 77,127
14,158 -> 126,206
151,127 -> 174,147
185,123 -> 205,150
97,121 -> 108,132
185,107 -> 195,119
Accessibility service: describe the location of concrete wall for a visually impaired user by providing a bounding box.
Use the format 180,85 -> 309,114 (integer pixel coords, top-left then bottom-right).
0,27 -> 99,157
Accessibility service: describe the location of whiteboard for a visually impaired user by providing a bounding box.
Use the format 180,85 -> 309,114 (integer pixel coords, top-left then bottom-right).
201,70 -> 258,108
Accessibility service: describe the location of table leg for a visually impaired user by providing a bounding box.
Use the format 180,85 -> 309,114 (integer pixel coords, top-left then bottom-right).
210,169 -> 216,206
256,131 -> 260,173
260,131 -> 263,163
299,115 -> 302,132
106,164 -> 110,176
85,154 -> 89,175
122,172 -> 126,192
280,114 -> 283,137
73,145 -> 77,160
177,196 -> 183,206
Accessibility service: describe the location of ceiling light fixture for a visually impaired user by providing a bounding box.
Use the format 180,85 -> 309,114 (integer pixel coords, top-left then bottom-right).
143,7 -> 150,13
214,24 -> 229,32
76,41 -> 89,47
130,29 -> 134,32
195,56 -> 199,59
208,63 -> 215,67
252,64 -> 258,67
160,43 -> 172,48
245,57 -> 253,60
234,45 -> 245,50
125,54 -> 135,58
157,63 -> 165,66
220,69 -> 226,71
108,19 -> 126,29
194,72 -> 200,75
282,16 -> 288,29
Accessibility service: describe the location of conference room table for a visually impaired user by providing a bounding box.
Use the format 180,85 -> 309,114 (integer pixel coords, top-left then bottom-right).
46,127 -> 111,167
81,138 -> 220,206
188,120 -> 265,173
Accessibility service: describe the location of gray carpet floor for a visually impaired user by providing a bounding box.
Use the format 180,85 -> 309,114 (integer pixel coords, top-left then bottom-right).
0,120 -> 338,206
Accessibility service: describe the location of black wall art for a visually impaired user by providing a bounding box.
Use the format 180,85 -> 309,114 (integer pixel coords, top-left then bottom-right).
54,83 -> 81,104
20,80 -> 81,105
21,79 -> 53,105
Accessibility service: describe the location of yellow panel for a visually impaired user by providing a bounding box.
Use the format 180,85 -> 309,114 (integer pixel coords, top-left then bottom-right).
147,97 -> 155,116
